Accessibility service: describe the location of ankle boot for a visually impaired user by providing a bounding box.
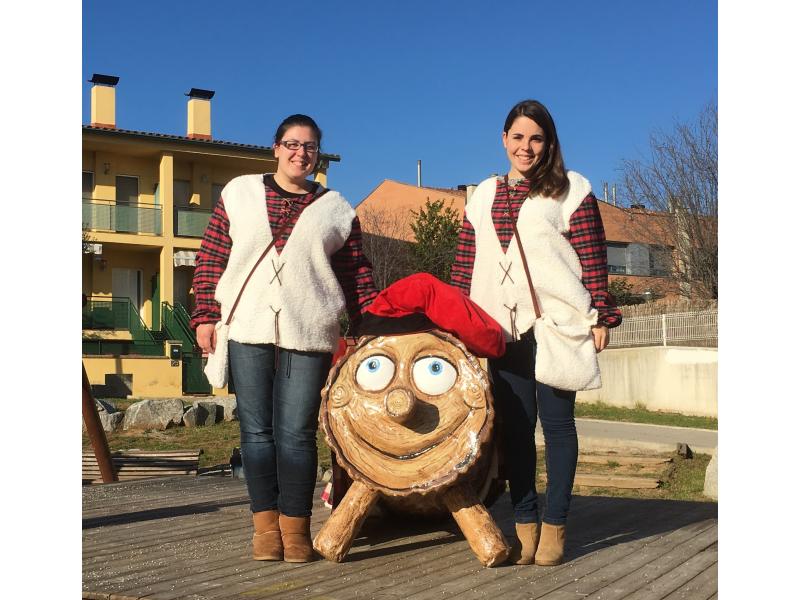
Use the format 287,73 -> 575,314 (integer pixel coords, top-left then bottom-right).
534,523 -> 566,566
508,522 -> 540,565
252,510 -> 282,561
279,514 -> 315,563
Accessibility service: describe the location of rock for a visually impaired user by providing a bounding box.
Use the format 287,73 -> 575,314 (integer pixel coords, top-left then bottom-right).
82,399 -> 120,433
216,396 -> 238,421
123,399 -> 185,431
703,447 -> 718,500
194,401 -> 217,426
96,398 -> 117,414
676,443 -> 693,459
100,411 -> 125,432
183,406 -> 199,427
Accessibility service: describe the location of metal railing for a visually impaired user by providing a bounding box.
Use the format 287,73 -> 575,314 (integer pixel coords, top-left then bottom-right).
608,310 -> 717,348
82,297 -> 162,355
161,301 -> 197,351
175,208 -> 212,237
82,339 -> 164,356
82,200 -> 162,235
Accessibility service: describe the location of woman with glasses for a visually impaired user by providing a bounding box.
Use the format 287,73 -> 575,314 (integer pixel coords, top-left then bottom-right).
191,114 -> 378,563
450,100 -> 621,566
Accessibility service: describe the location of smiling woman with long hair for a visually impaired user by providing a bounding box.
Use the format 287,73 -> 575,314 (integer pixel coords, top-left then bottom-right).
451,99 -> 622,566
190,114 -> 378,563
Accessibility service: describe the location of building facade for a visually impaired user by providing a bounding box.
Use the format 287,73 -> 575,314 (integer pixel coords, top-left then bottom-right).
82,75 -> 339,397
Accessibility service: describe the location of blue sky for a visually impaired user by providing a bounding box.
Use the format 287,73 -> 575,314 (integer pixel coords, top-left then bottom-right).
82,0 -> 717,206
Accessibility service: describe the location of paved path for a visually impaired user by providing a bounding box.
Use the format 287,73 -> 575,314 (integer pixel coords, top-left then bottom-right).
535,418 -> 717,454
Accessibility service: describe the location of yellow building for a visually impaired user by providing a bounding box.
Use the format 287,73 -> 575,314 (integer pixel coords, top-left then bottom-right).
82,74 -> 339,397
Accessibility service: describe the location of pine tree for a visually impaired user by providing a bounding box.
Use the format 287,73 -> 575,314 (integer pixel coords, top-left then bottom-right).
409,198 -> 461,282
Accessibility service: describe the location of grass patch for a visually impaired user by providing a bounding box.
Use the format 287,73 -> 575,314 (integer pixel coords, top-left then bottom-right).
575,401 -> 717,430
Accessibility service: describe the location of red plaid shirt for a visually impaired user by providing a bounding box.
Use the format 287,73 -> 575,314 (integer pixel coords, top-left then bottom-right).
450,178 -> 621,328
190,177 -> 378,329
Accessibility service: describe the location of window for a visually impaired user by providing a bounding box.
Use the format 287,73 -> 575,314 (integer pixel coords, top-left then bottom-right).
174,179 -> 192,207
649,245 -> 672,277
606,243 -> 628,275
212,183 -> 224,206
116,175 -> 139,204
83,171 -> 94,199
606,241 -> 672,277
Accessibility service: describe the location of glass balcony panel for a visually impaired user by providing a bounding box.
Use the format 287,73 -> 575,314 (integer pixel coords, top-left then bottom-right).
82,200 -> 162,235
175,208 -> 212,237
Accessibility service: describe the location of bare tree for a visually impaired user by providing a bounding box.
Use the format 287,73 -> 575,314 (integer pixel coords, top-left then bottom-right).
621,102 -> 718,299
358,207 -> 415,290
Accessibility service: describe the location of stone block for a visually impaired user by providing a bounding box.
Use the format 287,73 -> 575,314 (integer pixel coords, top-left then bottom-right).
217,396 -> 238,421
192,401 -> 217,426
123,399 -> 185,431
100,411 -> 125,432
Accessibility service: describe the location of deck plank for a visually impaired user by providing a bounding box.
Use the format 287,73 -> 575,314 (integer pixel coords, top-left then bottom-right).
660,562 -> 718,600
620,545 -> 718,600
82,475 -> 717,600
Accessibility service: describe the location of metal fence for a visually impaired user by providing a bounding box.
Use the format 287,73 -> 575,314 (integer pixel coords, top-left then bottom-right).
608,310 -> 717,348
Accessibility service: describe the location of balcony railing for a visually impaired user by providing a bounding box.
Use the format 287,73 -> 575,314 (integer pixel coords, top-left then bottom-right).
83,297 -> 163,356
175,207 -> 212,237
83,200 -> 162,235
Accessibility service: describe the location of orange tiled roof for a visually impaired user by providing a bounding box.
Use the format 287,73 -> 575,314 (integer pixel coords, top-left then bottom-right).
358,179 -> 673,246
356,180 -> 467,242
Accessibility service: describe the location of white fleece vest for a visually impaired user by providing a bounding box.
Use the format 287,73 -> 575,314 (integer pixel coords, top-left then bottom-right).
214,174 -> 354,353
467,171 -> 599,342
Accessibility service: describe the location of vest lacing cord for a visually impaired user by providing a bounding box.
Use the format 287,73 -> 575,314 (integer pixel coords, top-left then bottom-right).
269,305 -> 281,369
499,261 -> 515,285
270,260 -> 285,285
503,303 -> 519,341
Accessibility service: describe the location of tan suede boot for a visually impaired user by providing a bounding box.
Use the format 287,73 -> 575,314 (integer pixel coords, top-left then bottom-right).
534,523 -> 566,566
279,514 -> 315,563
252,510 -> 283,561
507,522 -> 540,565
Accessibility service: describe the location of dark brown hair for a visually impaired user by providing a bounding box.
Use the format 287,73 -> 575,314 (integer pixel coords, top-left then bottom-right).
503,100 -> 568,198
273,113 -> 322,147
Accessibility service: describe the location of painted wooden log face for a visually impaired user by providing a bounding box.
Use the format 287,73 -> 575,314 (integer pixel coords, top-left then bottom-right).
316,330 -> 510,566
321,331 -> 493,494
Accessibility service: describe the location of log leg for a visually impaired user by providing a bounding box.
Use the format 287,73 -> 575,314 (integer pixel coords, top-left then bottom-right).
442,483 -> 510,567
313,480 -> 378,562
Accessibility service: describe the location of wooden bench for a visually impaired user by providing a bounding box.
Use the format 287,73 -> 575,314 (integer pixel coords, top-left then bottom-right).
540,452 -> 673,490
82,449 -> 203,484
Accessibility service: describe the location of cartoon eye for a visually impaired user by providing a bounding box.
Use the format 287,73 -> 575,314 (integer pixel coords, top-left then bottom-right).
355,355 -> 396,391
412,356 -> 457,395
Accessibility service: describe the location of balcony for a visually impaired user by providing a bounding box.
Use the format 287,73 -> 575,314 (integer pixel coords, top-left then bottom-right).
175,207 -> 212,238
83,199 -> 162,235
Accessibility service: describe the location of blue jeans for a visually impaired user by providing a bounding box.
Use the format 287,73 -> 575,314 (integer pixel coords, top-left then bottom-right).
489,332 -> 578,526
228,340 -> 332,517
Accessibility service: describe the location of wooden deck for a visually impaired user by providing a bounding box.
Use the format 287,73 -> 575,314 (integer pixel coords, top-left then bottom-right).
83,475 -> 717,600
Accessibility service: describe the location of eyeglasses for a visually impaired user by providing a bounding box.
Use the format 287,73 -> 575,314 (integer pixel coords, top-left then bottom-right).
279,139 -> 320,153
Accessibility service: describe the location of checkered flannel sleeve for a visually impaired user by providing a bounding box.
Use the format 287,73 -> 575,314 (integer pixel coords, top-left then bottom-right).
568,194 -> 622,328
331,216 -> 379,326
450,214 -> 476,294
189,199 -> 231,329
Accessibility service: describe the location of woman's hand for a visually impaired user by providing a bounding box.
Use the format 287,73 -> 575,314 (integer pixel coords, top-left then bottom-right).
591,325 -> 609,353
196,323 -> 217,354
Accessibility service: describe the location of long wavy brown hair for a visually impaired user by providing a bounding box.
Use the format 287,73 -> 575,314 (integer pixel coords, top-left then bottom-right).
503,100 -> 569,199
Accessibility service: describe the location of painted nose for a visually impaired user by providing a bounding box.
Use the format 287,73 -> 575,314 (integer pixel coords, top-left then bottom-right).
384,388 -> 416,423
